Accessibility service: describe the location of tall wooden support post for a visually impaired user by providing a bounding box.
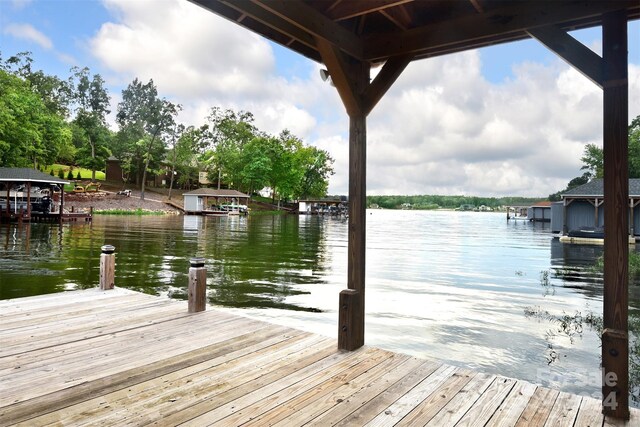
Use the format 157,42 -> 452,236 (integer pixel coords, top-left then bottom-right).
341,64 -> 369,350
316,37 -> 411,351
99,245 -> 116,290
188,257 -> 207,313
602,10 -> 629,420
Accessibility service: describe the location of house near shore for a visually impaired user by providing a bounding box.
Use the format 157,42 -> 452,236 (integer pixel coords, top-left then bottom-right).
551,178 -> 640,237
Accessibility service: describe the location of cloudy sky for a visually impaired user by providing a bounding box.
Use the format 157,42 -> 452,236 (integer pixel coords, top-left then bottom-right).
1,0 -> 639,197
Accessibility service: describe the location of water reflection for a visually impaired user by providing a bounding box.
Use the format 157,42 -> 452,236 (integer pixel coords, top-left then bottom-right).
1,211 -> 639,401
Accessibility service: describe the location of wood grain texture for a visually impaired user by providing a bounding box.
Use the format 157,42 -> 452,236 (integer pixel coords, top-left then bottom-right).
602,8 -> 629,420
2,289 -> 639,426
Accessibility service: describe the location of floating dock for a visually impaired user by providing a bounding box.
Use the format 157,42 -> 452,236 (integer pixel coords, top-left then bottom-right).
1,288 -> 637,426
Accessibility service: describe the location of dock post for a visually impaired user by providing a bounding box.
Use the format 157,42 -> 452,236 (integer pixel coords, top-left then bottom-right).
188,257 -> 207,313
99,245 -> 116,290
338,289 -> 362,350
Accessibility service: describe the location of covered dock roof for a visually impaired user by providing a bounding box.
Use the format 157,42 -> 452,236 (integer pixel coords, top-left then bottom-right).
0,167 -> 69,185
189,0 -> 638,418
183,188 -> 250,199
563,178 -> 640,197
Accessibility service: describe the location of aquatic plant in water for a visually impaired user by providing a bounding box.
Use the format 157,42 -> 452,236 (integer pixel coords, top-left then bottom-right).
524,269 -> 640,406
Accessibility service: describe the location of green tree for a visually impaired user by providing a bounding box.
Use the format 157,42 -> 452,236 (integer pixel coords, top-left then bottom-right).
116,78 -> 181,200
2,51 -> 73,117
70,67 -> 111,181
264,130 -> 304,204
296,145 -> 334,199
580,143 -> 604,180
174,124 -> 209,194
239,135 -> 271,195
204,107 -> 256,189
0,68 -> 71,167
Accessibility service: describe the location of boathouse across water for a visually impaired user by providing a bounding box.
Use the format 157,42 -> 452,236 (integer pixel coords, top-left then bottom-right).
0,167 -> 75,223
552,179 -> 640,237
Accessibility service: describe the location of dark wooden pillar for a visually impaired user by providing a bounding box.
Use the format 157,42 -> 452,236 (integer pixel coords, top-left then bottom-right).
530,13 -> 630,417
316,37 -> 411,351
341,62 -> 368,350
602,10 -> 629,420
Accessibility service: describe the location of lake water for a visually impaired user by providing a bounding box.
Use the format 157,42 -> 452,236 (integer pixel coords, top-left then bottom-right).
2,210 -> 639,400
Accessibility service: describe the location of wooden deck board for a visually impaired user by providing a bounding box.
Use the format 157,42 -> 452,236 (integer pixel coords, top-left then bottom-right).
1,288 -> 639,427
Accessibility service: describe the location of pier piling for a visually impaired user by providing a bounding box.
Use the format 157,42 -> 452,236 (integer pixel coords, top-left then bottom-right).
188,257 -> 207,313
99,245 -> 116,290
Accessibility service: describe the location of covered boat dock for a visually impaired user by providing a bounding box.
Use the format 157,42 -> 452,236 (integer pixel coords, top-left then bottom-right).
0,167 -> 91,223
190,0 -> 639,418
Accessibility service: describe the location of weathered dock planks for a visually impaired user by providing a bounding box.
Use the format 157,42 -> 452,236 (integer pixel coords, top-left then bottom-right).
0,288 -> 638,426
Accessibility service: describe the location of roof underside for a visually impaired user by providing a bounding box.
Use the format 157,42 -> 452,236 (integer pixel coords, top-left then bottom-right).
190,0 -> 640,65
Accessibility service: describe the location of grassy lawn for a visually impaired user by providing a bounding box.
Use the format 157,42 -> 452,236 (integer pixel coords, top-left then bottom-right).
45,164 -> 106,181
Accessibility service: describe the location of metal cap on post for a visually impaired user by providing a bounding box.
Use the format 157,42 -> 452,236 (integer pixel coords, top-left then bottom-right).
99,245 -> 116,290
188,257 -> 207,313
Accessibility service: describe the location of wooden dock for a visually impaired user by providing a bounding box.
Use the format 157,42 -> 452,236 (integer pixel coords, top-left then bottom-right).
1,288 -> 638,426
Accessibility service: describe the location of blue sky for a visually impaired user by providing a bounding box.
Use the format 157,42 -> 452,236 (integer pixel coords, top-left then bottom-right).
1,0 -> 639,196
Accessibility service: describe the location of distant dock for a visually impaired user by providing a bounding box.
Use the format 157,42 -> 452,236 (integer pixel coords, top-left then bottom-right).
1,288 -> 637,426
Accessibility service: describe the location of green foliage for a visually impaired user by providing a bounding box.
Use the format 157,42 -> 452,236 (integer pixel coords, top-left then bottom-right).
549,115 -> 640,201
581,143 -> 604,180
0,66 -> 71,167
57,169 -> 64,179
525,302 -> 640,405
1,54 -> 331,199
66,169 -> 74,180
116,78 -> 181,200
549,173 -> 590,201
198,109 -> 333,201
70,67 -> 112,181
367,195 -> 540,210
592,250 -> 640,281
45,164 -> 105,181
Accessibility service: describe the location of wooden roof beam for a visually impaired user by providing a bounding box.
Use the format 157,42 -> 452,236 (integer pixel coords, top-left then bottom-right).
363,54 -> 412,116
218,0 -> 317,50
468,0 -> 484,14
528,25 -> 604,88
325,0 -> 414,21
363,0 -> 639,61
251,0 -> 364,59
316,38 -> 364,116
379,5 -> 413,30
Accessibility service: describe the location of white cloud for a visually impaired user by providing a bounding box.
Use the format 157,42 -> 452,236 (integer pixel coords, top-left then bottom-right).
87,0 -> 639,197
92,0 -> 275,100
4,23 -> 52,49
361,49 -> 640,197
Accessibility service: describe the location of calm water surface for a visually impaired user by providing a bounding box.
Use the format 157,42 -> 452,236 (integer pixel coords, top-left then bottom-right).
2,210 -> 639,399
